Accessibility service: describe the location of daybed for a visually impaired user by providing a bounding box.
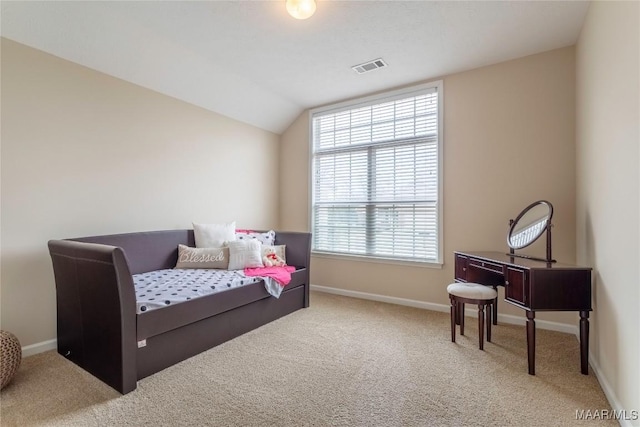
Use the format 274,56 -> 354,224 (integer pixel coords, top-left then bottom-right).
48,230 -> 311,394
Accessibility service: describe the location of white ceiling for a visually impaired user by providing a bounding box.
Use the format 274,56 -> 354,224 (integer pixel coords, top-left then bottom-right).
1,1 -> 589,134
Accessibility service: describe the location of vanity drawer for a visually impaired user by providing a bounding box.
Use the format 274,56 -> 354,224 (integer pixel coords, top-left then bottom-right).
455,254 -> 468,281
505,267 -> 529,307
468,258 -> 503,274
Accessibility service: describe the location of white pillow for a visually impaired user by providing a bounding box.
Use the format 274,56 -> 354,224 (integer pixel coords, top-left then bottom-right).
193,221 -> 236,248
228,240 -> 264,270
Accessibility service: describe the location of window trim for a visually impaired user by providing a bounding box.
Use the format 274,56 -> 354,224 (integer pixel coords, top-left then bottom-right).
308,80 -> 444,266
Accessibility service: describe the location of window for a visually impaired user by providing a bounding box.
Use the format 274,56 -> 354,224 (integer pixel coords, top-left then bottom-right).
310,82 -> 442,264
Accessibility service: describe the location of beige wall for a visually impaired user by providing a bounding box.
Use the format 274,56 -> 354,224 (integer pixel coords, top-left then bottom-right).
1,39 -> 280,347
281,47 -> 578,325
576,1 -> 639,418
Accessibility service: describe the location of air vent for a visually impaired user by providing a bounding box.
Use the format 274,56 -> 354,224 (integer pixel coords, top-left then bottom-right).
351,58 -> 387,74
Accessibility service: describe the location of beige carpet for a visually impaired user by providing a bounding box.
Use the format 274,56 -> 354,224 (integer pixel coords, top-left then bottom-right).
1,292 -> 614,426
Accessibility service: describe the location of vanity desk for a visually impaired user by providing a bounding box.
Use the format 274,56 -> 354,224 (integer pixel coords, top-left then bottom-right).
454,250 -> 592,375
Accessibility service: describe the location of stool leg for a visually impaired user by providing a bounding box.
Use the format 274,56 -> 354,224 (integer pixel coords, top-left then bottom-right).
478,304 -> 485,350
486,303 -> 492,343
450,296 -> 456,343
493,286 -> 498,325
460,303 -> 465,336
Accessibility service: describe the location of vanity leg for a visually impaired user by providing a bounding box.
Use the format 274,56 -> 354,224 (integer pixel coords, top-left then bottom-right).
526,311 -> 536,375
580,310 -> 590,375
492,286 -> 498,325
460,303 -> 465,336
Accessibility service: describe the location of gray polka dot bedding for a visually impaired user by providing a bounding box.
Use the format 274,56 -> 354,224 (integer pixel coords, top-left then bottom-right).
133,269 -> 261,314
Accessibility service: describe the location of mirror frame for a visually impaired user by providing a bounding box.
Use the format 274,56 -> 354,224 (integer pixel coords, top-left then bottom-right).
507,200 -> 556,263
507,200 -> 553,250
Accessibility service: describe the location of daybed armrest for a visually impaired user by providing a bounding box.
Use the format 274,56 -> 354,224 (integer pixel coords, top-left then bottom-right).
275,231 -> 311,269
275,232 -> 311,307
48,240 -> 137,394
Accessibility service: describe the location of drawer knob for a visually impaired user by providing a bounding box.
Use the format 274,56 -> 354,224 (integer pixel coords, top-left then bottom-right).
482,262 -> 485,267
462,267 -> 466,272
505,280 -> 510,285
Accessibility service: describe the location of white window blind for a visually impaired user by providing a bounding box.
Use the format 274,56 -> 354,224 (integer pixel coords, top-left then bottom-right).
311,84 -> 441,263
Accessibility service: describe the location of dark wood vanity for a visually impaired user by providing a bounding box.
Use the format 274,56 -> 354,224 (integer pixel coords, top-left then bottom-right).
454,251 -> 592,375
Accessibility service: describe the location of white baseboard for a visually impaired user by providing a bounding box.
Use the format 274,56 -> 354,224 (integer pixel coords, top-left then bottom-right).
586,349 -> 636,427
311,284 -> 577,335
311,284 -> 452,313
21,339 -> 57,357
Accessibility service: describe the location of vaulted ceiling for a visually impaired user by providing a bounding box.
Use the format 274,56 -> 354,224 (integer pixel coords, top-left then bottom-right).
1,1 -> 590,134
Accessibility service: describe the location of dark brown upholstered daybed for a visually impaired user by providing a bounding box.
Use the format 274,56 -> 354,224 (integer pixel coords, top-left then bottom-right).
48,230 -> 311,394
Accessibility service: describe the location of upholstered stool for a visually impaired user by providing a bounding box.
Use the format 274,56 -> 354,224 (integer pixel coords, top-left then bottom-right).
0,330 -> 22,389
447,283 -> 498,350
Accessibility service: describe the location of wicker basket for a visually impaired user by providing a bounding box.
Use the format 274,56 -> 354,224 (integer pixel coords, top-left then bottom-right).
0,330 -> 22,389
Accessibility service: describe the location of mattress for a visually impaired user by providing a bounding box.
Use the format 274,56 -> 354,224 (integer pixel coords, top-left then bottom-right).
132,269 -> 261,314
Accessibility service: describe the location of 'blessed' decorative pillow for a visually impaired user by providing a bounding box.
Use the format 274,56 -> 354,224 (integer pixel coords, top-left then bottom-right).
175,245 -> 229,269
227,240 -> 263,270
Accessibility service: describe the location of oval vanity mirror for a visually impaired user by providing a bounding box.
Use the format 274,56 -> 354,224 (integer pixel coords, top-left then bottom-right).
508,200 -> 553,250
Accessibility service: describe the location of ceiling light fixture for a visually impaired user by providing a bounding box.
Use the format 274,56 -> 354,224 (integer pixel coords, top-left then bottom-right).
286,0 -> 316,20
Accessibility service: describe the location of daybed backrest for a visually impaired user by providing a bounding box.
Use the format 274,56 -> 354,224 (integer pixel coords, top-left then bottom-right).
71,229 -> 312,275
73,230 -> 194,275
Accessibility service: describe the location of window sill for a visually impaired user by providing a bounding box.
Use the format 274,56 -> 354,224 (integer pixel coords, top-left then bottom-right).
311,251 -> 443,269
